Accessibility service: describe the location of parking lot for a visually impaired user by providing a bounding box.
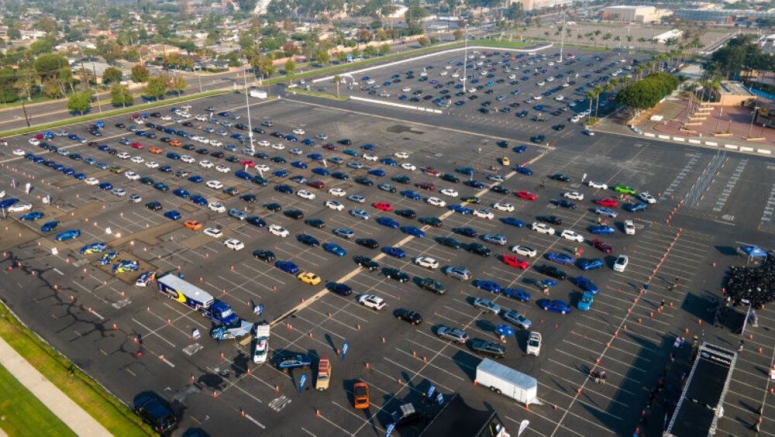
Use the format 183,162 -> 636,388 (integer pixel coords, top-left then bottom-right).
0,49 -> 774,436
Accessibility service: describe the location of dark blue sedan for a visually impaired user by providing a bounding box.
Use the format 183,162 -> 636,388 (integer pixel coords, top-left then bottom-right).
235,170 -> 252,180
164,210 -> 182,220
368,169 -> 386,177
381,158 -> 398,166
190,194 -> 207,205
19,211 -> 44,221
503,288 -> 531,302
577,258 -> 604,271
323,242 -> 347,257
376,217 -> 400,229
41,220 -> 59,232
291,161 -> 307,169
401,226 -> 425,238
538,299 -> 571,314
173,188 -> 190,198
589,225 -> 616,235
513,145 -> 528,153
98,182 -> 113,190
400,190 -> 421,200
573,276 -> 600,294
273,169 -> 288,178
449,205 -> 473,215
275,260 -> 299,274
464,180 -> 485,189
473,279 -> 502,294
382,247 -> 406,258
188,175 -> 203,183
546,252 -> 574,265
501,217 -> 525,227
312,168 -> 329,176
515,166 -> 534,176
623,202 -> 648,212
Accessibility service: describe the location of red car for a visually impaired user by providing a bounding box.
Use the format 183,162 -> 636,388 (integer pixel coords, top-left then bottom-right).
516,191 -> 537,201
416,182 -> 436,191
423,167 -> 441,177
241,160 -> 255,168
591,239 -> 613,254
323,144 -> 338,151
502,254 -> 529,269
372,202 -> 393,212
131,142 -> 144,149
594,198 -> 618,207
307,181 -> 325,189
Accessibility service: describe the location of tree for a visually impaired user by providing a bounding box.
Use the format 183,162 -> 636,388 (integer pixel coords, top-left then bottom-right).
143,75 -> 167,99
406,6 -> 429,35
364,45 -> 377,57
102,67 -> 123,85
453,29 -> 463,41
316,51 -> 330,65
616,72 -> 680,115
0,68 -> 17,103
252,56 -> 275,78
110,83 -> 133,107
284,59 -> 295,85
337,51 -> 347,63
379,43 -> 390,55
418,37 -> 430,47
33,53 -> 68,82
131,64 -> 150,83
505,2 -> 524,21
168,75 -> 187,97
67,90 -> 93,115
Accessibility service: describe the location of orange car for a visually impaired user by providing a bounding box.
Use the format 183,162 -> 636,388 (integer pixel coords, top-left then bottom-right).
184,220 -> 203,231
353,381 -> 369,409
149,146 -> 163,154
169,140 -> 182,147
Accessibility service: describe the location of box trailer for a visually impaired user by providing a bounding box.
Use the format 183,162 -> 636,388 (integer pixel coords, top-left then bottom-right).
475,359 -> 541,406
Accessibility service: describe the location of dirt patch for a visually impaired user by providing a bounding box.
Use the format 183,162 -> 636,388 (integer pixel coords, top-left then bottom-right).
178,233 -> 213,250
91,250 -> 157,284
0,221 -> 41,252
386,125 -> 425,135
110,221 -> 181,247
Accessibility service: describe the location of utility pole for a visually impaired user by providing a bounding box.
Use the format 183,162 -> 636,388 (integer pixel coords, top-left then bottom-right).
748,100 -> 759,138
243,68 -> 255,153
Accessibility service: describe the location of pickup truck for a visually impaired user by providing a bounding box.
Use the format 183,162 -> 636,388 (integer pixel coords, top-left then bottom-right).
315,357 -> 331,390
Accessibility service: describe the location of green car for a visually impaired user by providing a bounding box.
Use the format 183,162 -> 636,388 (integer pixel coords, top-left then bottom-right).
614,185 -> 637,195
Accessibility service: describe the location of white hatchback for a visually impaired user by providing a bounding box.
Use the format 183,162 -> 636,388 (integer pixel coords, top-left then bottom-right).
224,238 -> 244,251
203,227 -> 223,238
269,225 -> 289,237
531,222 -> 555,235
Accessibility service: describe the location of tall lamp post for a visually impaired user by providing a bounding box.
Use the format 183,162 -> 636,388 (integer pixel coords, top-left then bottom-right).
748,100 -> 759,138
242,68 -> 255,152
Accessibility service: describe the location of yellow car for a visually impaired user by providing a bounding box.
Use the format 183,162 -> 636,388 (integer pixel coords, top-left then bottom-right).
500,157 -> 510,166
297,272 -> 321,285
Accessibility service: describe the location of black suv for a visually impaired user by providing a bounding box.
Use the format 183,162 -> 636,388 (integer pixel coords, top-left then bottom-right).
419,277 -> 446,295
382,267 -> 409,283
354,256 -> 379,271
536,264 -> 567,280
394,309 -> 423,325
133,392 -> 179,434
470,339 -> 506,358
466,243 -> 491,257
537,215 -> 563,225
356,238 -> 379,249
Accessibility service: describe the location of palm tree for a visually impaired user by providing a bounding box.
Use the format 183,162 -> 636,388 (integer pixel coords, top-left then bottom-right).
637,37 -> 647,48
596,84 -> 611,118
634,65 -> 644,81
587,88 -> 599,120
334,74 -> 341,98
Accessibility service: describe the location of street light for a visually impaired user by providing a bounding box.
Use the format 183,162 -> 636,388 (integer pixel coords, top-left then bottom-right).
242,69 -> 255,152
747,100 -> 759,138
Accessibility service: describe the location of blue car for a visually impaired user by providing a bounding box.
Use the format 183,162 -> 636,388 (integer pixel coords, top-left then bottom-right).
323,242 -> 347,257
188,175 -> 203,183
173,188 -> 190,199
79,242 -> 108,255
400,190 -> 421,200
574,276 -> 599,294
381,158 -> 398,166
0,198 -> 19,209
382,247 -> 406,258
589,225 -> 615,235
154,182 -> 169,192
368,169 -> 386,177
98,182 -> 113,191
538,299 -> 572,314
456,167 -> 474,176
361,144 -> 375,151
577,258 -> 604,271
623,202 -> 648,212
273,169 -> 288,178
164,210 -> 182,220
19,211 -> 44,221
98,251 -> 119,265
302,139 -> 315,146
402,226 -> 425,238
513,145 -> 528,153
515,166 -> 533,176
235,170 -> 252,180
344,149 -> 359,157
291,161 -> 308,169
503,288 -> 531,302
449,205 -> 473,215
275,260 -> 299,274
376,217 -> 400,229
112,260 -> 139,274
41,221 -> 59,232
190,195 -> 207,206
464,180 -> 485,189
578,291 -> 594,311
312,168 -> 329,176
595,207 -> 617,218
501,217 -> 525,227
547,253 -> 575,265
308,153 -> 323,161
473,279 -> 502,294
55,229 -> 81,241
73,173 -> 86,180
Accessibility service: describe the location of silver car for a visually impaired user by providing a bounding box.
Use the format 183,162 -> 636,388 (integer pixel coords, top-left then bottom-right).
443,266 -> 471,280
473,298 -> 501,315
503,310 -> 531,329
436,326 -> 469,344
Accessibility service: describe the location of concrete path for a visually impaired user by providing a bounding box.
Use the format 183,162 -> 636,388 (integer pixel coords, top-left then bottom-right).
0,338 -> 111,437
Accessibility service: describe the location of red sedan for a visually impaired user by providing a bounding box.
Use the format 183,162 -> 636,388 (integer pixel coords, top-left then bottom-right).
502,254 -> 529,269
372,202 -> 393,212
131,142 -> 144,149
516,191 -> 537,201
594,198 -> 618,207
323,144 -> 338,151
591,239 -> 613,254
423,167 -> 441,177
307,181 -> 325,189
416,182 -> 436,191
241,160 -> 255,168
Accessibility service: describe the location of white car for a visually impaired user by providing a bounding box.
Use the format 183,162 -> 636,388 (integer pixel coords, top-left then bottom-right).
325,200 -> 344,211
125,171 -> 140,181
203,227 -> 223,238
215,164 -> 230,173
206,180 -> 223,190
128,194 -> 142,203
161,115 -> 172,121
414,257 -> 439,270
131,156 -> 144,164
588,181 -> 608,190
638,192 -> 657,204
210,140 -> 223,147
394,152 -> 409,159
84,177 -> 100,186
531,222 -> 555,235
427,197 -> 446,208
271,143 -> 285,150
208,202 -> 226,213
625,220 -> 636,235
255,164 -> 270,172
269,225 -> 289,237
224,238 -> 245,251
554,95 -> 564,101
401,163 -> 417,171
199,160 -> 214,168
563,191 -> 584,200
8,202 -> 32,212
363,153 -> 378,162
440,188 -> 458,197
401,87 -> 411,92
328,188 -> 347,197
117,152 -> 131,159
28,138 -> 40,145
257,140 -> 270,147
146,161 -> 159,169
12,149 -> 25,156
0,190 -> 6,198
492,202 -> 514,212
358,294 -> 386,311
560,230 -> 584,243
613,255 -> 629,272
293,128 -> 305,135
526,332 -> 542,356
181,155 -> 195,163
289,148 -> 303,155
511,245 -> 537,257
473,209 -> 494,220
297,190 -> 315,200
112,188 -> 126,197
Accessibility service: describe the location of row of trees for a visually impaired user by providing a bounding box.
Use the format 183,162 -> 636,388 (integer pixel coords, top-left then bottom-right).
615,72 -> 680,116
704,34 -> 775,80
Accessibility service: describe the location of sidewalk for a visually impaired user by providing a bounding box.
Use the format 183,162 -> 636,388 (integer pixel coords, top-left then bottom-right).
0,337 -> 111,437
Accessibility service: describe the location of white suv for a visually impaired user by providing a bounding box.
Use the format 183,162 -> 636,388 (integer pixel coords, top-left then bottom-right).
358,295 -> 386,311
613,255 -> 629,272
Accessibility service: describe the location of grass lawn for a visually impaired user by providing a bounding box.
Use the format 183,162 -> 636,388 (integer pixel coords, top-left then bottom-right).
289,87 -> 347,100
0,363 -> 76,436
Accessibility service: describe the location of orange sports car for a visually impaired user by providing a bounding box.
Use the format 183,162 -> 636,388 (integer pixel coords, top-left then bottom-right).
149,146 -> 163,154
353,381 -> 369,409
169,140 -> 182,147
184,220 -> 203,231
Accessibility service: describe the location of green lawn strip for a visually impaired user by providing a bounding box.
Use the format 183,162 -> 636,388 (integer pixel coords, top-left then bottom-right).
0,363 -> 76,437
0,304 -> 152,436
470,39 -> 532,49
288,88 -> 347,100
0,89 -> 229,138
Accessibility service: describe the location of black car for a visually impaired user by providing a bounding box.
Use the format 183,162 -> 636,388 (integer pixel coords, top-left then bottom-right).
115,123 -> 126,128
354,255 -> 379,271
552,124 -> 566,131
223,187 -> 239,196
394,309 -> 423,325
305,218 -> 326,229
255,152 -> 270,160
327,282 -> 353,296
549,173 -> 571,182
467,243 -> 492,257
556,199 -> 576,209
392,175 -> 411,184
530,135 -> 546,144
537,215 -> 562,225
252,127 -> 265,134
284,209 -> 304,220
441,173 -> 460,183
395,209 -> 416,219
196,148 -> 209,155
264,203 -> 282,212
159,165 -> 172,173
210,151 -> 225,159
182,143 -> 195,150
464,180 -> 485,189
297,234 -> 320,247
140,176 -> 155,185
275,184 -> 294,194
226,155 -> 240,163
379,183 -> 397,193
496,140 -> 509,148
436,236 -> 461,249
253,249 -> 275,262
145,201 -> 162,211
453,227 -> 478,238
332,172 -> 349,180
246,216 -> 266,228
271,156 -> 287,164
355,177 -> 374,186
382,267 -> 409,283
418,217 -> 442,227
338,138 -> 353,145
356,238 -> 379,249
469,339 -> 506,358
491,186 -> 510,194
418,277 -> 446,295
133,392 -> 179,434
536,264 -> 567,280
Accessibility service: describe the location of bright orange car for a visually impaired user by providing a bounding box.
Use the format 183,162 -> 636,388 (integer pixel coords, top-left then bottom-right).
149,146 -> 163,154
353,381 -> 369,409
184,220 -> 203,231
169,140 -> 182,147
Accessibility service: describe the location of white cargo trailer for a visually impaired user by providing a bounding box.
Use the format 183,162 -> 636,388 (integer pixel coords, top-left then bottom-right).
475,359 -> 541,406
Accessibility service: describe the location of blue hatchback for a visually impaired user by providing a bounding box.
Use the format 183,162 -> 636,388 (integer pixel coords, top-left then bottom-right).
400,190 -> 421,200
515,166 -> 533,176
623,202 -> 648,212
164,210 -> 182,220
577,258 -> 604,271
589,225 -> 616,235
368,169 -> 386,177
401,226 -> 425,238
381,247 -> 406,258
501,217 -> 525,227
323,242 -> 347,257
291,161 -> 308,169
376,217 -> 400,229
190,194 -> 207,205
312,168 -> 329,176
573,276 -> 599,294
546,253 -> 574,265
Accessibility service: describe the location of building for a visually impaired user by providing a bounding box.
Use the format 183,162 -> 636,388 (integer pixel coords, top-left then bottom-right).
717,81 -> 756,106
600,5 -> 672,23
675,8 -> 775,24
516,0 -> 572,13
653,29 -> 684,44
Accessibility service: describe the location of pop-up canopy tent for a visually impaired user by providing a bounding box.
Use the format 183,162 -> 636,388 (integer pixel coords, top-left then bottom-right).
740,245 -> 768,262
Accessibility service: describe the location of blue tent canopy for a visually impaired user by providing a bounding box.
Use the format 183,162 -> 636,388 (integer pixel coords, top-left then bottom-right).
740,245 -> 767,259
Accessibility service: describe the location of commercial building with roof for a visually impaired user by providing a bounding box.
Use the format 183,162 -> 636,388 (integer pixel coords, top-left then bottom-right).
653,29 -> 684,43
600,5 -> 672,23
675,8 -> 775,24
515,0 -> 572,12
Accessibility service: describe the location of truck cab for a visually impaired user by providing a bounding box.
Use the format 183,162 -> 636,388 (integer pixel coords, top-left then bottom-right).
252,323 -> 270,364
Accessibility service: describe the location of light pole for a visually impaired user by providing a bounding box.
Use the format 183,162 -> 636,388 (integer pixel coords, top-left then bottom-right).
747,101 -> 759,138
242,68 -> 255,152
462,26 -> 468,88
559,20 -> 566,62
